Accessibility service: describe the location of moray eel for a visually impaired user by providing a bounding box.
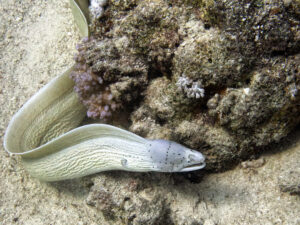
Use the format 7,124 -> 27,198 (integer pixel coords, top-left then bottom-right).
3,0 -> 206,182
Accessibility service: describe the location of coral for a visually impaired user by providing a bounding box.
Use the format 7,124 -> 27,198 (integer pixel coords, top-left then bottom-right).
70,36 -> 148,120
89,0 -> 107,20
70,38 -> 120,120
71,0 -> 300,172
176,76 -> 205,99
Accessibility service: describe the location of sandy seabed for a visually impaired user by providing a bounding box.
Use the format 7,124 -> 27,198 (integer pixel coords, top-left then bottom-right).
0,1 -> 299,224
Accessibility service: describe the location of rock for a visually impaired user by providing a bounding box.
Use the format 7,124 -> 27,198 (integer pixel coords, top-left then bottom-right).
71,0 -> 300,171
278,170 -> 300,196
241,157 -> 266,169
85,173 -> 173,224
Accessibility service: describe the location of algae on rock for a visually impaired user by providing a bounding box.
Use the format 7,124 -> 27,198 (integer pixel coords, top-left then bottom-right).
71,0 -> 300,171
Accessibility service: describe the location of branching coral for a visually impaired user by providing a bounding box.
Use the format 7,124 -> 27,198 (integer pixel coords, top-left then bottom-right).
70,37 -> 148,120
70,38 -> 120,120
176,76 -> 205,99
89,0 -> 107,19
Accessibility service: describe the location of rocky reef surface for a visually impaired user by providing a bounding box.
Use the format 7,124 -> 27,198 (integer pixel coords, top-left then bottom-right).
1,1 -> 299,224
71,0 -> 300,171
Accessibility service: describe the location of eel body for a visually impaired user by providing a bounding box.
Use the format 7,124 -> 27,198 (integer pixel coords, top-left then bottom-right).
3,0 -> 205,182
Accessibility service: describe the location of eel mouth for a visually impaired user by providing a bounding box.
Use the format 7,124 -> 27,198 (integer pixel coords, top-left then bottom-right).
180,162 -> 206,172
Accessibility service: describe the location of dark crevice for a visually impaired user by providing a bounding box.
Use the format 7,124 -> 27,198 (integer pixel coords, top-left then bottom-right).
204,23 -> 211,30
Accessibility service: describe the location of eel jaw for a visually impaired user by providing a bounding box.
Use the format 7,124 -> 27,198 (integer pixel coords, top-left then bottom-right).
180,161 -> 206,172
179,150 -> 206,172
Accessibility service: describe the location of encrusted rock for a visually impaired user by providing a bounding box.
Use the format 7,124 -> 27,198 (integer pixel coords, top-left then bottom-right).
71,0 -> 300,171
86,173 -> 173,224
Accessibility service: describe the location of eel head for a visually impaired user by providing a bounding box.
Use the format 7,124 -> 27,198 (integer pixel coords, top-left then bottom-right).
147,139 -> 206,172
